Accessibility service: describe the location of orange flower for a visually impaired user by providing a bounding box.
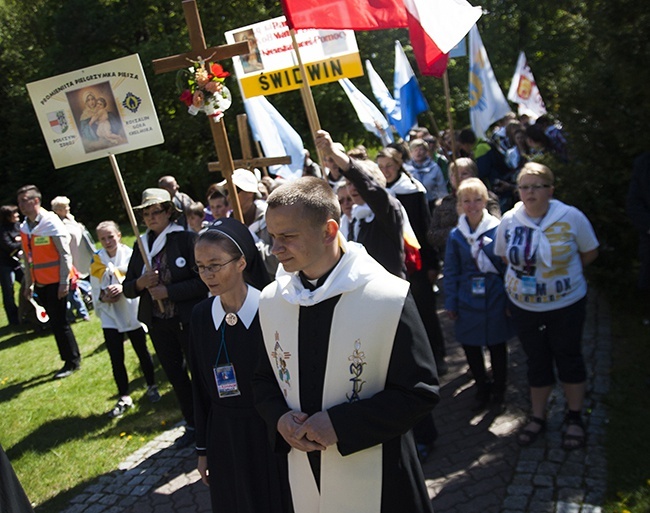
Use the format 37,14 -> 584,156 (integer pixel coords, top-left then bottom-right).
210,63 -> 230,79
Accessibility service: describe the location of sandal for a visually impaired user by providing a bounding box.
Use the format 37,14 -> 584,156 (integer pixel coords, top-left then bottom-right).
562,411 -> 586,451
517,416 -> 546,447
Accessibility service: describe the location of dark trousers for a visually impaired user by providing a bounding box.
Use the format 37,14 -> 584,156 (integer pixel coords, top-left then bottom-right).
463,342 -> 508,394
0,265 -> 21,325
409,269 -> 446,360
36,283 -> 80,366
148,317 -> 194,428
104,327 -> 155,397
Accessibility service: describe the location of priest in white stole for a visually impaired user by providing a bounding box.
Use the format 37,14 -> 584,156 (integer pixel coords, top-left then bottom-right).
253,168 -> 440,513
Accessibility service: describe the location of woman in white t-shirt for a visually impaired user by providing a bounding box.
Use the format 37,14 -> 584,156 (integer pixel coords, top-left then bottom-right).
494,163 -> 599,451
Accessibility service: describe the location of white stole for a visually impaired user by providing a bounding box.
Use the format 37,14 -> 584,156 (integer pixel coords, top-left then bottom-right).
139,223 -> 184,272
456,210 -> 500,274
511,199 -> 571,267
259,240 -> 409,513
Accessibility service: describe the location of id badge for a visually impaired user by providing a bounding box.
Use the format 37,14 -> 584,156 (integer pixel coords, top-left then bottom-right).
213,364 -> 241,398
471,276 -> 486,296
521,275 -> 537,295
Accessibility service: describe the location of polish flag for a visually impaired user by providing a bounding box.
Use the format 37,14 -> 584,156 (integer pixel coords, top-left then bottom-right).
281,0 -> 482,77
404,0 -> 482,77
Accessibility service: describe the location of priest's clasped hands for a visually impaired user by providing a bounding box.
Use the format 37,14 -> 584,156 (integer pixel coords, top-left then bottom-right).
277,410 -> 338,452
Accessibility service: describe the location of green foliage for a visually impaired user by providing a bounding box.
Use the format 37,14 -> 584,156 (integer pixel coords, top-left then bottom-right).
0,0 -> 648,272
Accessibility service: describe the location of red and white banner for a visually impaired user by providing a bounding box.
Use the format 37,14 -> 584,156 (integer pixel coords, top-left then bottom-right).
280,0 -> 481,77
507,51 -> 547,120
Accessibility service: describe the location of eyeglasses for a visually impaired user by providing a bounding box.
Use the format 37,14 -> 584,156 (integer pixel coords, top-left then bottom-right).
517,184 -> 551,192
193,258 -> 238,275
142,209 -> 166,218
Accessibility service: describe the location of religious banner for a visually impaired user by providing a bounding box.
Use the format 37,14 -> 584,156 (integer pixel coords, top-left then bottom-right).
26,54 -> 164,169
507,51 -> 547,120
224,16 -> 363,98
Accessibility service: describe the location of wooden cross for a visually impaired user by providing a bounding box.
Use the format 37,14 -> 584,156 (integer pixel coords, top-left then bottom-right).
152,0 -> 250,221
208,113 -> 293,176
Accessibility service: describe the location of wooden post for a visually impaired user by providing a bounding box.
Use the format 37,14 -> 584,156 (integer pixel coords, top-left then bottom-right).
151,0 -> 251,222
443,70 -> 458,162
288,29 -> 326,168
108,154 -> 164,311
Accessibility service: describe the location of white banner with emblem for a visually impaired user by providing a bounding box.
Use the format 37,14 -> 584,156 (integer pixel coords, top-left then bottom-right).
26,54 -> 164,169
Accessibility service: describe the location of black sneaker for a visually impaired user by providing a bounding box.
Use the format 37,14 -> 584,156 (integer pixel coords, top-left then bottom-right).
146,385 -> 161,403
54,363 -> 80,379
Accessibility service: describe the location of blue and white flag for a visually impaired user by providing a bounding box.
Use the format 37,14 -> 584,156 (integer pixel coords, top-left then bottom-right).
468,25 -> 511,139
243,96 -> 304,181
366,41 -> 428,139
339,78 -> 394,146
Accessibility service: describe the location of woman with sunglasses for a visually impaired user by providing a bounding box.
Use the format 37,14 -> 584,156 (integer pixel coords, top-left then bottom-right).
189,218 -> 291,513
494,163 -> 599,451
123,188 -> 208,446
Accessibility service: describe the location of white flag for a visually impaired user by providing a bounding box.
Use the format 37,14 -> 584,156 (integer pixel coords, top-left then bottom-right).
339,78 -> 394,146
243,96 -> 304,181
507,51 -> 547,120
468,25 -> 511,139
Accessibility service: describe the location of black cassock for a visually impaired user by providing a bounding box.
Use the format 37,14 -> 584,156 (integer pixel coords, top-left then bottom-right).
189,297 -> 292,513
253,292 -> 439,513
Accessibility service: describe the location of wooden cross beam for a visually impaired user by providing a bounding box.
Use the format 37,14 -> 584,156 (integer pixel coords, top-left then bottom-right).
207,114 -> 292,174
151,0 -> 249,221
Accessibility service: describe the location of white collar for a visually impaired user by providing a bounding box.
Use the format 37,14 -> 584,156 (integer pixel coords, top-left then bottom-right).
211,285 -> 260,330
274,234 -> 390,306
388,172 -> 426,195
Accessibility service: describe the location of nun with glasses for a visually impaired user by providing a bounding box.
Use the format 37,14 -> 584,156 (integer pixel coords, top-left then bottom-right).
189,218 -> 292,513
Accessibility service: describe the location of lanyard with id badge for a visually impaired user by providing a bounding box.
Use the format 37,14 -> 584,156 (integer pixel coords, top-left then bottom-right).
471,237 -> 486,297
521,228 -> 537,295
214,320 -> 241,398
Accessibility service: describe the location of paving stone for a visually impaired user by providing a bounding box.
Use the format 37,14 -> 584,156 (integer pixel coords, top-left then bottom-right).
515,460 -> 539,473
502,495 -> 530,510
70,493 -> 92,504
507,484 -> 534,496
556,475 -> 583,488
558,487 -> 585,503
533,474 -> 554,487
83,504 -> 108,513
555,501 -> 581,513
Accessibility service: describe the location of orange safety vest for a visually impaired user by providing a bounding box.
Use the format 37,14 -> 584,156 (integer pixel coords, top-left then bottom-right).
21,232 -> 62,285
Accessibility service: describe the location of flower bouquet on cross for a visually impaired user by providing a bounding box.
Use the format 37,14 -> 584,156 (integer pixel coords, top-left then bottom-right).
177,55 -> 232,121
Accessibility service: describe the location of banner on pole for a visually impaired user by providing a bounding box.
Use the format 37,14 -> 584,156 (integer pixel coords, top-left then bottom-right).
26,54 -> 164,169
225,16 -> 363,98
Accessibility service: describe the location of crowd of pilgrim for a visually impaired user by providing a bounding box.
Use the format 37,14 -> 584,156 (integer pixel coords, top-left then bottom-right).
5,108 -> 635,511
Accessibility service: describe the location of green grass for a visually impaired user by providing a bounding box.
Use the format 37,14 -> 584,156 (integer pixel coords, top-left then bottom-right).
601,284 -> 650,513
0,233 -> 183,512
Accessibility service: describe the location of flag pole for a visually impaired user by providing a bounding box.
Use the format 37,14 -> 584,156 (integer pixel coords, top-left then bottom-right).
442,70 -> 458,162
288,29 -> 325,166
107,154 -> 164,311
426,111 -> 442,140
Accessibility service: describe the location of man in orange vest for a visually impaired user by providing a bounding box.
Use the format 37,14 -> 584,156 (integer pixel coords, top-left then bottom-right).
17,185 -> 81,379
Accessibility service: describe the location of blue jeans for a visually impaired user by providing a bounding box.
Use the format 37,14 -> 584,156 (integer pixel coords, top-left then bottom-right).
67,287 -> 89,321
